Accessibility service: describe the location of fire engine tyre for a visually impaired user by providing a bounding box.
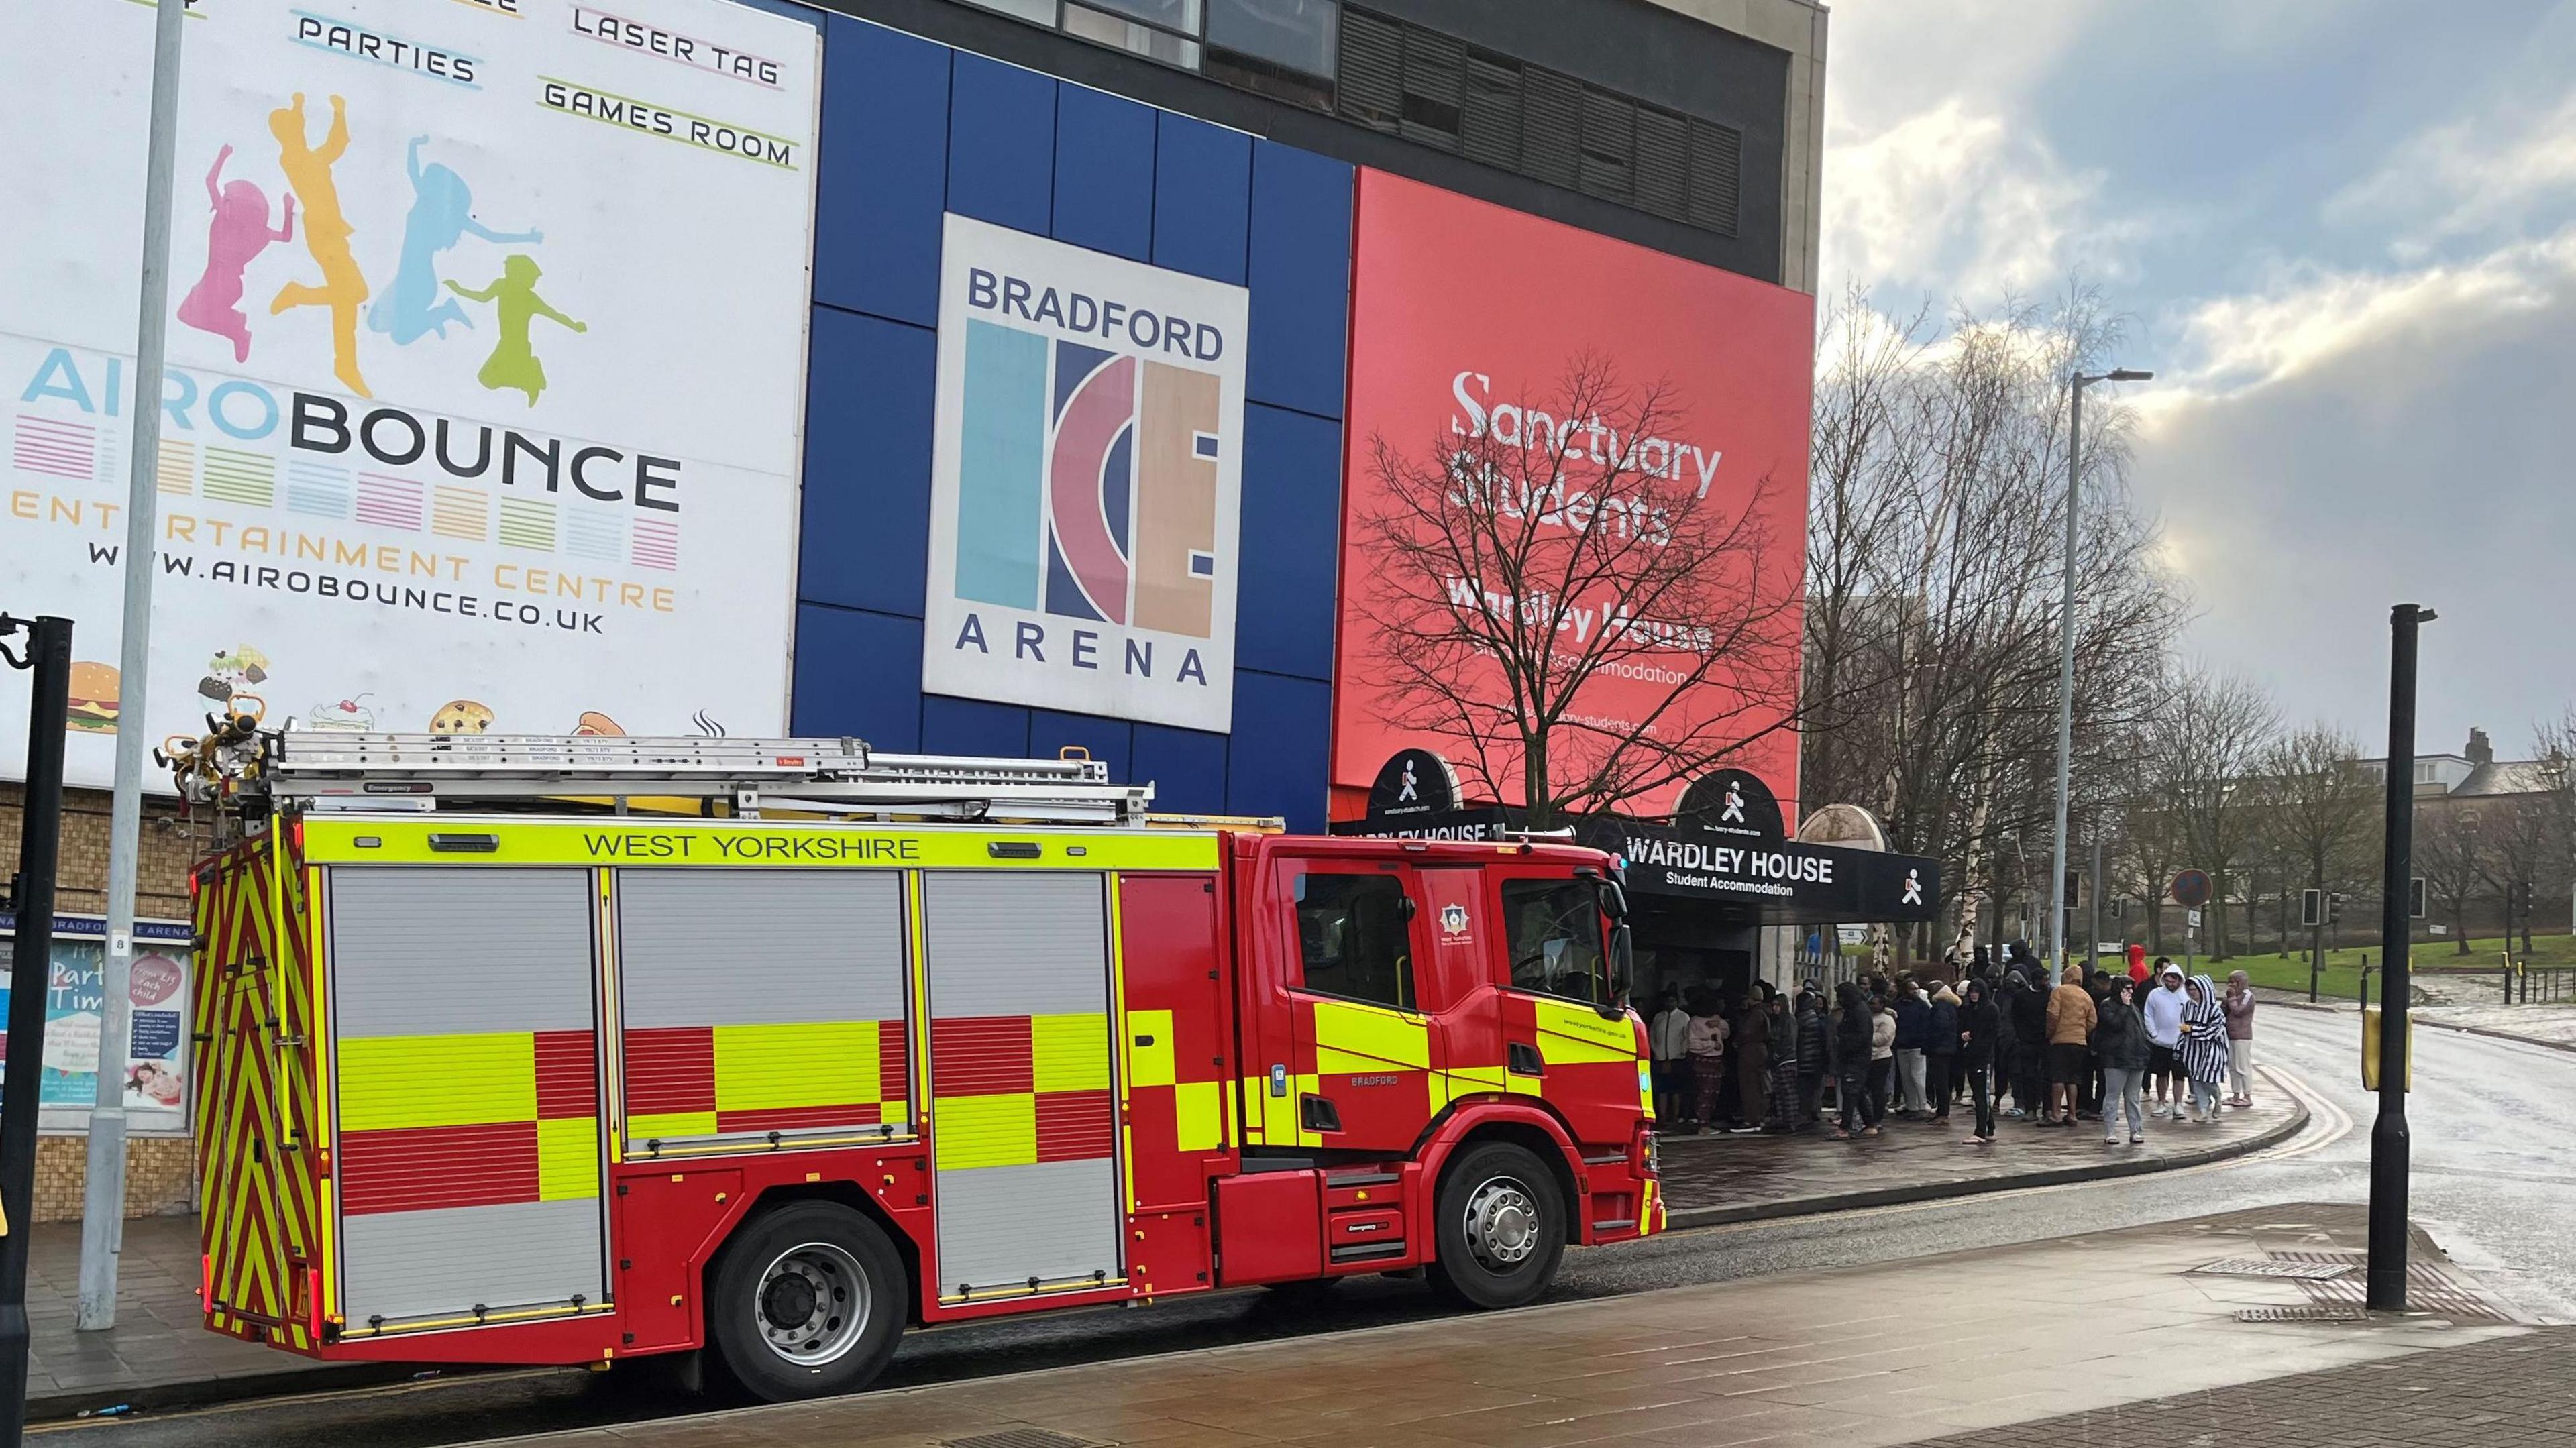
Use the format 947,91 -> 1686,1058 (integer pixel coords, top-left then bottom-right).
1428,1141 -> 1566,1311
708,1202 -> 906,1402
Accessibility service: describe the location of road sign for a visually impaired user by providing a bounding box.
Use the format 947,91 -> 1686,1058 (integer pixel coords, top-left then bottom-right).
2187,908 -> 2203,928
2171,870 -> 2212,908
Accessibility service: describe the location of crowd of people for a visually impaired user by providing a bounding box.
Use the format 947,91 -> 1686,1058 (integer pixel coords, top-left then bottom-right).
1645,946 -> 2261,1148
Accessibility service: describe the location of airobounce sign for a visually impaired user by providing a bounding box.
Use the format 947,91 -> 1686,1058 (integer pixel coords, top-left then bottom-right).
923,214 -> 1249,733
0,0 -> 817,787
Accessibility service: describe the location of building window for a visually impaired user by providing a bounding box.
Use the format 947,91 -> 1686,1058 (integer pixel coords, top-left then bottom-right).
1207,0 -> 1337,77
963,0 -> 1331,91
1334,8 -> 1741,238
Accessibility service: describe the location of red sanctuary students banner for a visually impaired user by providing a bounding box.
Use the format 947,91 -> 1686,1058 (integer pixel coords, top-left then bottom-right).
1328,169 -> 1813,822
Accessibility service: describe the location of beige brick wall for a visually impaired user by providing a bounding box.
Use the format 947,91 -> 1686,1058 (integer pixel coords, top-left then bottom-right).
0,783 -> 204,922
33,1134 -> 197,1222
3,784 -> 207,1220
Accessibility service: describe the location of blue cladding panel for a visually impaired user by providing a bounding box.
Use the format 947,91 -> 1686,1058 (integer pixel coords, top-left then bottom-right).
1235,404 -> 1341,681
1032,711 -> 1134,785
1227,671 -> 1329,832
948,54 -> 1056,235
1151,113 -> 1252,286
814,17 -> 949,326
799,309 -> 936,617
1053,85 -> 1157,262
922,695 -> 1031,759
792,606 -> 923,750
1247,142 -> 1353,419
1132,724 -> 1228,815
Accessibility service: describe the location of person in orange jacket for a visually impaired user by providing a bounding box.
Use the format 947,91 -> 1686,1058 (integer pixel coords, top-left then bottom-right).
2043,963 -> 2099,1127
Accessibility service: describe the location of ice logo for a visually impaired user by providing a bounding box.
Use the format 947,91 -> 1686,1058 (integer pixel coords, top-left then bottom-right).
951,320 -> 1223,638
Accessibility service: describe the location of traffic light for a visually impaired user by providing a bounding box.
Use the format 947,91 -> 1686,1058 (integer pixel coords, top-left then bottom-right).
2408,877 -> 2426,920
2065,869 -> 2081,908
2302,888 -> 2322,928
2328,892 -> 2346,925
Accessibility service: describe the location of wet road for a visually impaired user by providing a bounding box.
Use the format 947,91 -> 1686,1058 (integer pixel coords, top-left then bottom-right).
43,1005 -> 2575,1447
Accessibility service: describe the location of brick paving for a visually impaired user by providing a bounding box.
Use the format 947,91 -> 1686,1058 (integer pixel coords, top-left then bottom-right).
1904,1325 -> 2576,1446
500,1203 -> 2530,1448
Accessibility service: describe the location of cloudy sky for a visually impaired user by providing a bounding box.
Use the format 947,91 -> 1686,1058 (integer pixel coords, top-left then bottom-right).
1819,0 -> 2576,763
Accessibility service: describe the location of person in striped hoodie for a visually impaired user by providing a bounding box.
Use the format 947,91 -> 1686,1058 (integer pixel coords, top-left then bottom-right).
2176,974 -> 2234,1124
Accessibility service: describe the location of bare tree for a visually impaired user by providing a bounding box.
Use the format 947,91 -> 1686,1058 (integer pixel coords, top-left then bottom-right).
1356,355 -> 1800,826
1801,286 -> 2187,964
2414,805 -> 2483,955
2141,668 -> 2279,959
2255,723 -> 2381,922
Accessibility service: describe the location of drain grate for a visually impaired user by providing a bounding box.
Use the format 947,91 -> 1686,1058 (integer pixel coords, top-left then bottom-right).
2263,1251 -> 2513,1323
2192,1256 -> 2355,1280
2237,1304 -> 2367,1323
943,1433 -> 1102,1448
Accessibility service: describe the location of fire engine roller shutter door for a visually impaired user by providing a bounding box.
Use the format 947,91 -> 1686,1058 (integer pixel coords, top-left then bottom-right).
328,867 -> 604,1330
923,871 -> 1122,1300
614,869 -> 911,1152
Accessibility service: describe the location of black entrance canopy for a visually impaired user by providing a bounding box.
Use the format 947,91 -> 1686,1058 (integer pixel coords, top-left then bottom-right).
1330,806 -> 1942,928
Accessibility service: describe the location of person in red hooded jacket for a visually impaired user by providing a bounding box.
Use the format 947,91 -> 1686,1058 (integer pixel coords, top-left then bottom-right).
2127,942 -> 2149,987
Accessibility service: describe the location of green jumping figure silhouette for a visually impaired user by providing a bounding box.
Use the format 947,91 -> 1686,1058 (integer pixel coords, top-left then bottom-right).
445,255 -> 584,405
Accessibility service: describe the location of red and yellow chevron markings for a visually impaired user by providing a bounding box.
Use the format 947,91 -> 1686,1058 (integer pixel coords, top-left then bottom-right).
193,833 -> 326,1351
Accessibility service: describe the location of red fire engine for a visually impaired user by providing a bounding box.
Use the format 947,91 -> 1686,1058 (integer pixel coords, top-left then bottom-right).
182,732 -> 1659,1400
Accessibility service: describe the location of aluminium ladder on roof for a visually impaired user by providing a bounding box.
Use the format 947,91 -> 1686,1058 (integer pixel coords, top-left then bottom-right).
242,732 -> 1158,825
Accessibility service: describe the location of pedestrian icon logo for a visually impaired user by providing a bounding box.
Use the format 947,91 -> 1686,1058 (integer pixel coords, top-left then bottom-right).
1720,784 -> 1746,824
1398,760 -> 1419,803
1900,869 -> 1923,906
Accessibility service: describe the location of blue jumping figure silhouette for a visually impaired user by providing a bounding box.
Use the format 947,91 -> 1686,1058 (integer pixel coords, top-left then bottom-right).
368,136 -> 541,346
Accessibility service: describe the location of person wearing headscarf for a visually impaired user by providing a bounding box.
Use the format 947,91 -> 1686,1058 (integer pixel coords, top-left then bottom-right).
2091,974 -> 2152,1145
2223,970 -> 2259,1107
1764,995 -> 1801,1131
1955,977 -> 2002,1144
1925,982 -> 1961,1121
2176,974 -> 2233,1123
1831,981 -> 1874,1139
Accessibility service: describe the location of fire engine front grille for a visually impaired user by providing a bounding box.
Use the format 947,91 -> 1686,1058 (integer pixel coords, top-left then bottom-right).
942,1433 -> 1103,1448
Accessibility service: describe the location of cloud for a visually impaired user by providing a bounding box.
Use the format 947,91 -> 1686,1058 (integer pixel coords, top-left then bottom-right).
2131,229 -> 2576,750
1820,98 -> 2142,304
2143,231 -> 2576,401
2326,87 -> 2576,256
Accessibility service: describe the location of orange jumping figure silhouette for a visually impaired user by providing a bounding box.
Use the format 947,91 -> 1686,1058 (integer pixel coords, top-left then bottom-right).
445,256 -> 584,406
266,93 -> 372,398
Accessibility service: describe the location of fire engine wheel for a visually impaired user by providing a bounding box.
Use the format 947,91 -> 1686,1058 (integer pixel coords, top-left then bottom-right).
1428,1141 -> 1565,1311
709,1202 -> 905,1402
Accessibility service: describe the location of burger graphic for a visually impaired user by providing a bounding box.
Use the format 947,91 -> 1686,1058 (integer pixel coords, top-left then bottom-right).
572,711 -> 623,737
66,662 -> 119,734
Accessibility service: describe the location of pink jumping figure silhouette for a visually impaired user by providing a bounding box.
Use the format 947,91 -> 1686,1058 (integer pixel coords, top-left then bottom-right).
176,145 -> 295,364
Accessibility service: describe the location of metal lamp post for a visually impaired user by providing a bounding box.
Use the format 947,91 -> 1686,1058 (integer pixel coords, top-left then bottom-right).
2047,367 -> 2153,974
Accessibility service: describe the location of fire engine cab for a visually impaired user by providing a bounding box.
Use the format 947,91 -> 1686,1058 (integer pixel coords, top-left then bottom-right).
181,730 -> 1659,1400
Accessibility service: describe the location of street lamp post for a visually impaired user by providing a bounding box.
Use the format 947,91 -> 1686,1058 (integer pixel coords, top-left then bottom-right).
2047,367 -> 2152,976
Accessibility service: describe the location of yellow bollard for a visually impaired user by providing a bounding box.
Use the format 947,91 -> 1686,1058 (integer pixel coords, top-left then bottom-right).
2360,1006 -> 2414,1091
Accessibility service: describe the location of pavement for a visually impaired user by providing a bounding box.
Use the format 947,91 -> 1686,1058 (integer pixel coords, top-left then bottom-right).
2255,982 -> 2576,1053
1656,1076 -> 2302,1227
19,1081 -> 2300,1421
486,1202 -> 2536,1448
